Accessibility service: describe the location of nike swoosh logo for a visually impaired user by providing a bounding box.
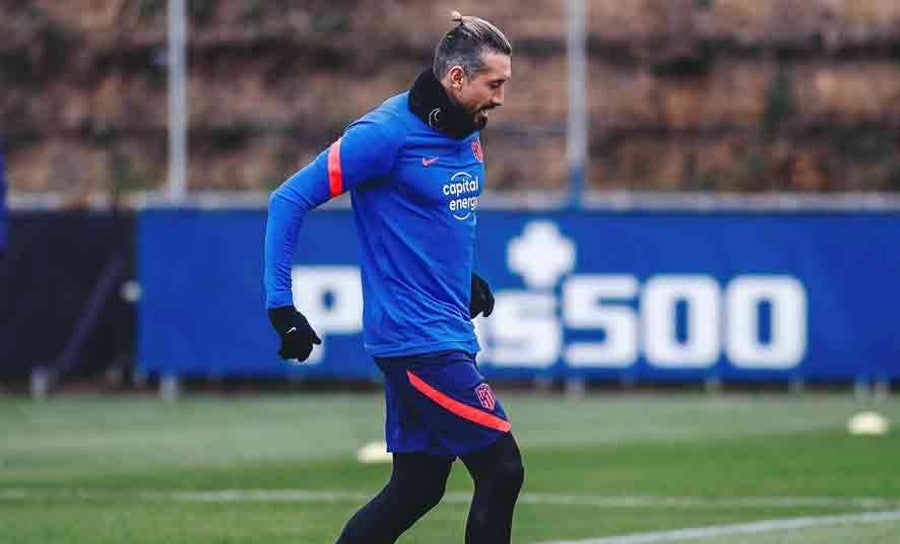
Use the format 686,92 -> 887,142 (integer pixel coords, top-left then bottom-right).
421,157 -> 439,167
286,327 -> 297,334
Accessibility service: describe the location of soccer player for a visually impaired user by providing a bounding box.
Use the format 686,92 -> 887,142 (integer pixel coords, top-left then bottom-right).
264,12 -> 523,543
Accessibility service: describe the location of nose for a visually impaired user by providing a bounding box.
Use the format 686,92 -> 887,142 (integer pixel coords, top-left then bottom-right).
492,86 -> 504,107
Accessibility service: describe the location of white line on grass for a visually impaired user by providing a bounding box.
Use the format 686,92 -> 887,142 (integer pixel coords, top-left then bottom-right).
2,488 -> 899,510
163,490 -> 371,502
0,490 -> 27,500
533,509 -> 900,544
514,494 -> 898,510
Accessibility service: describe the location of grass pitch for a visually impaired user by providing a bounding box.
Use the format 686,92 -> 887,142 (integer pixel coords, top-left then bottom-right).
2,392 -> 899,543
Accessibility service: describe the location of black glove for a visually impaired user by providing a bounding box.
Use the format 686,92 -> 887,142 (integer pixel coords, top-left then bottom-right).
267,306 -> 322,362
469,273 -> 495,319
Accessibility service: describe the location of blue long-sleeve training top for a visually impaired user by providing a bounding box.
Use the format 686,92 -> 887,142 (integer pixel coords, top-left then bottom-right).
265,92 -> 484,357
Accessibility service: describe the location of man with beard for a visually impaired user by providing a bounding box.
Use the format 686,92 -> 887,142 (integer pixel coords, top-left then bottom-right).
264,12 -> 523,543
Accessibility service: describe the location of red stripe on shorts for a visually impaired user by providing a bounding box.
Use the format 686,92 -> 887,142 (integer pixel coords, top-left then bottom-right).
406,370 -> 511,432
327,138 -> 343,197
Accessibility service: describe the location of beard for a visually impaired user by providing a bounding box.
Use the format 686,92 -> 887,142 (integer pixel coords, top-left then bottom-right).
473,107 -> 494,130
473,113 -> 488,130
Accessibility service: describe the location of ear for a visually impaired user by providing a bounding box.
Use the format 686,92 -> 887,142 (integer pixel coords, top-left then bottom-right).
448,65 -> 467,88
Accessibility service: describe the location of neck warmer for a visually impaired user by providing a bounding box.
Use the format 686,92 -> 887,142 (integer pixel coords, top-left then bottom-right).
408,68 -> 483,139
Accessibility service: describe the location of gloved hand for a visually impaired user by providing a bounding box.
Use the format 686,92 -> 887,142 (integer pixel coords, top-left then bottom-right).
469,273 -> 495,319
267,306 -> 322,362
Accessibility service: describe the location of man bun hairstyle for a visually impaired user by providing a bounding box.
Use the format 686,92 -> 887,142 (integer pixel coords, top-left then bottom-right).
433,11 -> 512,79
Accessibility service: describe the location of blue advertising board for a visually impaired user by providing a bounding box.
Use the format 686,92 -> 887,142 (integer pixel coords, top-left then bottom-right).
139,209 -> 899,382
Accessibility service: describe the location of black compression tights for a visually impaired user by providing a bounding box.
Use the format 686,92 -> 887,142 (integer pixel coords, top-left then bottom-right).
461,433 -> 525,543
335,433 -> 524,544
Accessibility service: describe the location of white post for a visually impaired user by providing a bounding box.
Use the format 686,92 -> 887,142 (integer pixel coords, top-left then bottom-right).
30,367 -> 51,400
160,374 -> 181,402
167,0 -> 188,202
566,0 -> 587,208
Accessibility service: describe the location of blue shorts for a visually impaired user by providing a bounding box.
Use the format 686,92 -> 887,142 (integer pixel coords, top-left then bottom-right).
375,350 -> 511,458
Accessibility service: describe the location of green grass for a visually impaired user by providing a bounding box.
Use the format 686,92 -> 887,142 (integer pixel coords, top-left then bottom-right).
2,393 -> 899,543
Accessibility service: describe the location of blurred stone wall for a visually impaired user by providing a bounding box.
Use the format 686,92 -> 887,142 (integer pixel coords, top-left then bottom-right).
2,0 -> 899,197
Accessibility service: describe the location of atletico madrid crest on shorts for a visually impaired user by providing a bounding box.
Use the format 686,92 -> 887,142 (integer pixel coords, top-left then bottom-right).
475,383 -> 496,410
471,139 -> 484,163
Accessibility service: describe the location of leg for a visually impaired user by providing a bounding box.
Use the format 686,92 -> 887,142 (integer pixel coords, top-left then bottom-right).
335,452 -> 453,544
461,433 -> 525,544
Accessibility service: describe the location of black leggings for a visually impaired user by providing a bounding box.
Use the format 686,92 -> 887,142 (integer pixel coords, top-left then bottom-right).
335,433 -> 524,544
461,432 -> 525,543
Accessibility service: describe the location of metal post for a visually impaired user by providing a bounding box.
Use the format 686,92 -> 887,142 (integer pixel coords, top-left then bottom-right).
565,377 -> 586,400
167,0 -> 188,202
30,367 -> 51,399
566,0 -> 587,209
160,374 -> 181,402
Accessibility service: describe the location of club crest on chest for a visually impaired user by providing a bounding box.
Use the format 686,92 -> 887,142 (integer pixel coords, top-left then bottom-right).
471,139 -> 484,163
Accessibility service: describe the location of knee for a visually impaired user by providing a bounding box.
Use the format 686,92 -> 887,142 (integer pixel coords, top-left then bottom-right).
469,437 -> 524,497
495,449 -> 524,496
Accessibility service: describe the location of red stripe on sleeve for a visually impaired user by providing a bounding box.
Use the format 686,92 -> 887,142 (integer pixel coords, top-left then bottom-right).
327,138 -> 343,198
406,370 -> 511,433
